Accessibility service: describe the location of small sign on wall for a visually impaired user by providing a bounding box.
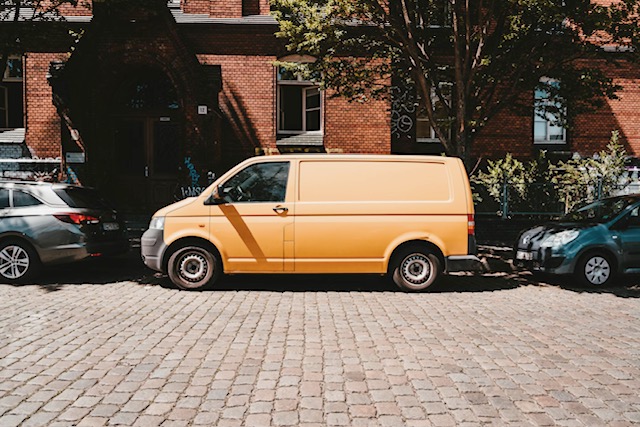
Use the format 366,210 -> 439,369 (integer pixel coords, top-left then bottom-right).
66,152 -> 85,164
198,105 -> 208,115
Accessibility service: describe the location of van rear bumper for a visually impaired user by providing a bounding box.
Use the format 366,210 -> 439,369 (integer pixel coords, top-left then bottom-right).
446,255 -> 482,272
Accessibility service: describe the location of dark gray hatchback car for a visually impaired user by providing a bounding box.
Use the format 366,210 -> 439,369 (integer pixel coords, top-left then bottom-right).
0,181 -> 129,283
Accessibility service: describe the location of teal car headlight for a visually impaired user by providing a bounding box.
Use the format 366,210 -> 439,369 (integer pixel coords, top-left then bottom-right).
540,229 -> 580,249
149,216 -> 165,230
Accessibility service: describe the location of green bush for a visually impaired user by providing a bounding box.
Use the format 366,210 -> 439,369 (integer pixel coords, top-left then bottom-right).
472,131 -> 629,215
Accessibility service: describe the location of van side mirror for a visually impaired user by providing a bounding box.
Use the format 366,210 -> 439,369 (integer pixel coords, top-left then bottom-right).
205,186 -> 225,205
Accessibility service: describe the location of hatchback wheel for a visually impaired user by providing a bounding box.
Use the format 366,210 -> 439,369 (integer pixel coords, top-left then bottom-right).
0,240 -> 40,283
391,247 -> 441,292
168,245 -> 221,290
576,251 -> 614,287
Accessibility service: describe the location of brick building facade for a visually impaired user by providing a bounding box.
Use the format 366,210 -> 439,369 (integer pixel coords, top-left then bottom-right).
1,0 -> 640,211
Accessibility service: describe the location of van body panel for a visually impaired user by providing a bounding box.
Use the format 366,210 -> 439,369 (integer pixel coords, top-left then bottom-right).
163,198 -> 211,247
209,203 -> 293,272
298,160 -> 454,203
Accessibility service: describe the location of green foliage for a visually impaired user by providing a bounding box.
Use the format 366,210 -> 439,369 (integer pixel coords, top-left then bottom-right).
554,131 -> 629,211
271,0 -> 640,165
473,131 -> 630,215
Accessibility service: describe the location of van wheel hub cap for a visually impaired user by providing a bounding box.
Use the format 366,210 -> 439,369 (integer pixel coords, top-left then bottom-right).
585,256 -> 610,285
0,245 -> 30,279
179,253 -> 208,282
402,254 -> 430,284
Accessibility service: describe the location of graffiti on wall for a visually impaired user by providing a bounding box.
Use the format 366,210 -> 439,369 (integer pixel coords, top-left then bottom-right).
390,81 -> 417,143
178,157 -> 207,199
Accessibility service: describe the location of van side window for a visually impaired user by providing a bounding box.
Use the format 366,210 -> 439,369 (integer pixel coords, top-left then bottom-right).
220,162 -> 290,203
13,190 -> 43,207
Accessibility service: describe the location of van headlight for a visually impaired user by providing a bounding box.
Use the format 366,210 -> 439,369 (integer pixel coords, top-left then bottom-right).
149,217 -> 165,230
540,229 -> 579,249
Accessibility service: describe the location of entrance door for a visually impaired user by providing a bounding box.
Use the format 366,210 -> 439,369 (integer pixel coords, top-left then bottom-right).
113,117 -> 181,211
109,69 -> 182,212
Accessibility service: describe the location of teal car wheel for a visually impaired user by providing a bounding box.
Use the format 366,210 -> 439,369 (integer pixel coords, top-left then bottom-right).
576,251 -> 614,287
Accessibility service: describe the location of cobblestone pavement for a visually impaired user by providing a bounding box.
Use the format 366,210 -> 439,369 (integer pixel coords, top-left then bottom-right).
1,252 -> 639,426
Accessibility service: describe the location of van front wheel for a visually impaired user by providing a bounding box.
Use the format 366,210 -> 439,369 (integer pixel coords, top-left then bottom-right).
391,248 -> 441,292
168,246 -> 221,291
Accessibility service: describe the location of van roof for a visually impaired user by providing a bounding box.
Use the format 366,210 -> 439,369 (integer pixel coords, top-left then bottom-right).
251,154 -> 461,162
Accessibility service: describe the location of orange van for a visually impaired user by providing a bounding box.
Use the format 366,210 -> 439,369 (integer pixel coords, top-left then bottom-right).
141,155 -> 478,291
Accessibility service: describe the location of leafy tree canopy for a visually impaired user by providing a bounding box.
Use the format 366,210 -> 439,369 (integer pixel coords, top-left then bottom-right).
272,0 -> 640,166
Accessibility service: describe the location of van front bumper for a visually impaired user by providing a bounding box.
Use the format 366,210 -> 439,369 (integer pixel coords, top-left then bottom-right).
141,228 -> 167,273
446,255 -> 483,273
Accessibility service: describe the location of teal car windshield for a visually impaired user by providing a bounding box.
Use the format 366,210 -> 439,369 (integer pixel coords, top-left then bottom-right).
562,197 -> 639,223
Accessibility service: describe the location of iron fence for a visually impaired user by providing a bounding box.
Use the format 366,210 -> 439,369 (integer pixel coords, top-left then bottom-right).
473,179 -> 640,219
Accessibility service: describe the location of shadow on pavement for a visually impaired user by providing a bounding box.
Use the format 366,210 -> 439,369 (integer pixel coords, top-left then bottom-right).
6,246 -> 640,297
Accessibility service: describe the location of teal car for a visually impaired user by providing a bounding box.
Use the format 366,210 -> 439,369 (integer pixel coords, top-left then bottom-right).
514,195 -> 640,286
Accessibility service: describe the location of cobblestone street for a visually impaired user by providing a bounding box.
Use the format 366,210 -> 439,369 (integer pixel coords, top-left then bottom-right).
1,253 -> 639,426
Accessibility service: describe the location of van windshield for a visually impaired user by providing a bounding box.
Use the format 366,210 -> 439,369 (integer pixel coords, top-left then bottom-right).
562,197 -> 638,223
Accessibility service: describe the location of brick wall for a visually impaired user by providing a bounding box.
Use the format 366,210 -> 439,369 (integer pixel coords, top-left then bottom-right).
473,59 -> 640,160
24,53 -> 65,159
210,0 -> 242,18
57,1 -> 92,16
198,54 -> 277,166
573,60 -> 640,156
324,92 -> 391,154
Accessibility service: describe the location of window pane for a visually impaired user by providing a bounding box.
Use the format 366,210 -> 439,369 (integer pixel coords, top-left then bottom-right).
5,58 -> 22,79
0,189 -> 9,208
277,67 -> 297,81
306,110 -> 320,131
305,88 -> 320,109
13,190 -> 42,207
220,162 -> 290,203
534,121 -> 547,141
280,86 -> 303,131
416,119 -> 432,139
53,188 -> 111,209
549,124 -> 565,140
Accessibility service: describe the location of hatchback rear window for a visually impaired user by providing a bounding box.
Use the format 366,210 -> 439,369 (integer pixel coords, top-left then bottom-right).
53,188 -> 111,209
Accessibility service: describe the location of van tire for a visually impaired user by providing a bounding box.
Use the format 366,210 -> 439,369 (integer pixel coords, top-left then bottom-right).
168,245 -> 221,291
391,248 -> 441,292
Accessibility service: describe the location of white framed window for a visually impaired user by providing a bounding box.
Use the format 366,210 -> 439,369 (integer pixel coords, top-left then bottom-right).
534,78 -> 566,144
276,60 -> 323,135
3,56 -> 23,82
416,83 -> 452,142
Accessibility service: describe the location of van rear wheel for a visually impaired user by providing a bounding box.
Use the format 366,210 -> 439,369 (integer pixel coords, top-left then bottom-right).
168,245 -> 221,291
391,247 -> 441,292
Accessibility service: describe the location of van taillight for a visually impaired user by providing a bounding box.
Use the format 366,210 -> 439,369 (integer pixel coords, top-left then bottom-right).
54,214 -> 100,225
468,214 -> 475,235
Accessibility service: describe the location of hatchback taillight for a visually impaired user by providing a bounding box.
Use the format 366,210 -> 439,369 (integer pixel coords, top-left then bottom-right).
468,214 -> 475,236
54,213 -> 100,225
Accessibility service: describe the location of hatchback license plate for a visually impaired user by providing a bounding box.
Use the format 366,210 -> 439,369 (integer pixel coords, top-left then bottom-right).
103,222 -> 120,231
516,250 -> 533,261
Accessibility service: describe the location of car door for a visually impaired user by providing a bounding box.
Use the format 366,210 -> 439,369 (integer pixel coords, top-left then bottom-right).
209,161 -> 293,272
0,188 -> 9,232
612,205 -> 640,270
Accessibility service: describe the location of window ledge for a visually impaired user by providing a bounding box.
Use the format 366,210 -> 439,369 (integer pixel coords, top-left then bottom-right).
276,133 -> 324,147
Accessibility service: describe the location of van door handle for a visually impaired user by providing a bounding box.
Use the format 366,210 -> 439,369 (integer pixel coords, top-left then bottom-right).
273,206 -> 289,214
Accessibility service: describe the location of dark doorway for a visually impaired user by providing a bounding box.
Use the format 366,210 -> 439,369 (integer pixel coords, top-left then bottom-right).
109,69 -> 183,211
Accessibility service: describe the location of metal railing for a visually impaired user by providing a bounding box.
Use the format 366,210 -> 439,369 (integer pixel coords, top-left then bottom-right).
473,179 -> 640,219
